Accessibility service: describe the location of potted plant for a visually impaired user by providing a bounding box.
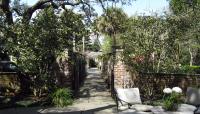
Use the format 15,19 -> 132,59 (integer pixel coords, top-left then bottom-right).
163,87 -> 183,111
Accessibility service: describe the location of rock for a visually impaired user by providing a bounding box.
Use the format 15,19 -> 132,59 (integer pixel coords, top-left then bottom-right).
118,109 -> 153,114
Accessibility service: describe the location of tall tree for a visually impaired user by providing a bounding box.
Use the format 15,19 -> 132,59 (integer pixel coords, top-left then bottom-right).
169,0 -> 200,14
169,0 -> 200,66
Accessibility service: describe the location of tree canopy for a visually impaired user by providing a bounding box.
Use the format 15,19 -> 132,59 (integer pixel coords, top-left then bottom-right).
96,1 -> 200,73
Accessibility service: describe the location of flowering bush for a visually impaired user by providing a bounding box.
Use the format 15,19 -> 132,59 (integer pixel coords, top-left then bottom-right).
172,87 -> 182,93
163,88 -> 172,94
163,87 -> 183,111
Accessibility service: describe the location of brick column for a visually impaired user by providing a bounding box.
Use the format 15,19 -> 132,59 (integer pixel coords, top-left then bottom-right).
114,49 -> 133,88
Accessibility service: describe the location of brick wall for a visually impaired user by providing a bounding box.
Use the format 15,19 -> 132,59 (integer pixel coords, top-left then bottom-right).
135,73 -> 200,101
112,49 -> 200,101
114,49 -> 133,88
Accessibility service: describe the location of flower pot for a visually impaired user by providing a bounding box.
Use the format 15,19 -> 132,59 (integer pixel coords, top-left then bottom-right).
172,103 -> 179,111
163,103 -> 179,111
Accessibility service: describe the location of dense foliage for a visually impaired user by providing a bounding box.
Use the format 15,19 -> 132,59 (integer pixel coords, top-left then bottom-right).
96,1 -> 200,73
0,5 -> 89,97
0,0 -> 200,103
0,0 -> 133,104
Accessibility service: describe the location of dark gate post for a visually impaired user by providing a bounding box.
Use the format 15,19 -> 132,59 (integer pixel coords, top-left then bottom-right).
111,32 -> 117,96
111,46 -> 115,96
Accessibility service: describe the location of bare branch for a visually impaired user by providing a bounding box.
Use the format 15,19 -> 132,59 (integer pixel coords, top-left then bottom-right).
98,0 -> 106,12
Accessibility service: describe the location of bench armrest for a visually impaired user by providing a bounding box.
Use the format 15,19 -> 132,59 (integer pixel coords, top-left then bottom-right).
194,105 -> 200,114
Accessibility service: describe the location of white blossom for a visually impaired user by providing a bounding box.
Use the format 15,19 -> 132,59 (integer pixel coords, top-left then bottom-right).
172,87 -> 182,93
163,88 -> 172,94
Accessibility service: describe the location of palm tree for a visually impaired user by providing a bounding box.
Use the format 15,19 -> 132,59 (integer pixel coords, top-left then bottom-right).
95,7 -> 128,95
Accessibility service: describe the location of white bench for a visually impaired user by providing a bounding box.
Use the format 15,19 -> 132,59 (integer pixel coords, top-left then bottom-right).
115,88 -> 153,112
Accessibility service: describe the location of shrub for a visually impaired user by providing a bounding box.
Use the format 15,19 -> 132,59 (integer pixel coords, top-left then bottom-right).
179,65 -> 200,74
163,87 -> 183,111
163,92 -> 182,111
51,88 -> 73,107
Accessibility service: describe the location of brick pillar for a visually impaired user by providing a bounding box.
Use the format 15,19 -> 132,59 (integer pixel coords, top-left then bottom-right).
114,49 -> 133,88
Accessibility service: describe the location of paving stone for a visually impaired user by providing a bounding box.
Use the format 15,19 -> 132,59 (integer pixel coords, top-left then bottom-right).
133,104 -> 154,112
43,68 -> 116,114
177,104 -> 196,112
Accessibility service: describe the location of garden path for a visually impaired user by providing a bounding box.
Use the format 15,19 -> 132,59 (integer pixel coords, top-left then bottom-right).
40,67 -> 117,114
0,68 -> 117,114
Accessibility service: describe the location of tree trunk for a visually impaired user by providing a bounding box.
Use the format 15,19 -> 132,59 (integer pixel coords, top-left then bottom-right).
0,0 -> 13,24
194,49 -> 200,65
156,45 -> 165,73
189,47 -> 193,66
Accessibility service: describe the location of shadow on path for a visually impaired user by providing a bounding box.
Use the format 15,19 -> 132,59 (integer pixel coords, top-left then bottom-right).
0,68 -> 116,114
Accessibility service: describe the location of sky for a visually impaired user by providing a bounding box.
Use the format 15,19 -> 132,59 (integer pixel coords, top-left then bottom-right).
20,0 -> 169,16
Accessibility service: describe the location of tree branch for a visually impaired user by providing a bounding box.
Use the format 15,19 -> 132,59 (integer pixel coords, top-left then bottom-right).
98,0 -> 106,12
0,0 -> 13,24
12,8 -> 23,16
22,0 -> 52,23
1,0 -> 93,24
61,1 -> 83,6
22,0 -> 88,23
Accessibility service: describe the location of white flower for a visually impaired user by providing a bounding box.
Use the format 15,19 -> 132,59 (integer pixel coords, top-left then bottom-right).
163,88 -> 172,94
172,87 -> 182,93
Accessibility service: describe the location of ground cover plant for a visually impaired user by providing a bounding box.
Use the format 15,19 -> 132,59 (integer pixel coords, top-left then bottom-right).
51,88 -> 73,107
